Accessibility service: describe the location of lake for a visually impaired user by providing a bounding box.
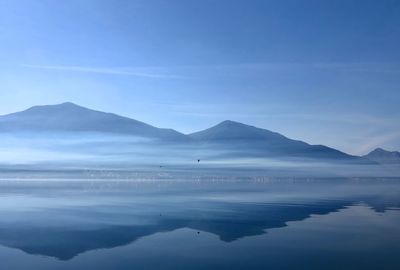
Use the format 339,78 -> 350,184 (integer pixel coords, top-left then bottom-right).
0,177 -> 399,270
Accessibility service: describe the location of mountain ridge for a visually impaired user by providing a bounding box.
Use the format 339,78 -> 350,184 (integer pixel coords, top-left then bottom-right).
0,102 -> 188,141
189,119 -> 365,161
364,148 -> 400,164
0,102 -> 390,163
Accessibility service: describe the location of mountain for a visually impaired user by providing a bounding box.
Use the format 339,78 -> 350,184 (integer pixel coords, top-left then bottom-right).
363,148 -> 400,164
189,120 -> 364,161
0,103 -> 376,163
0,102 -> 188,141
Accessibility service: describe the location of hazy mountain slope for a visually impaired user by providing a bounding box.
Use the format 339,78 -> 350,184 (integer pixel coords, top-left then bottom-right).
364,148 -> 400,164
189,120 -> 364,161
0,102 -> 189,141
0,104 -> 378,164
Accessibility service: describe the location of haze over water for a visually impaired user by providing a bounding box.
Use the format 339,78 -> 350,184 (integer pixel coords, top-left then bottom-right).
1,1 -> 400,269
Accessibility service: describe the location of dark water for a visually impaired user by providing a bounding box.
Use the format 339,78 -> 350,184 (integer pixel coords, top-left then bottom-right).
0,178 -> 399,270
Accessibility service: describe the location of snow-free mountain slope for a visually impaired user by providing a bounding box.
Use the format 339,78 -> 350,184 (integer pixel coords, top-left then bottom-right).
0,102 -> 188,141
189,120 -> 364,161
0,104 -> 376,162
364,148 -> 400,164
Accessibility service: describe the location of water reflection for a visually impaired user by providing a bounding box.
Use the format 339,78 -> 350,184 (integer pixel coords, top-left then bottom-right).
0,179 -> 398,261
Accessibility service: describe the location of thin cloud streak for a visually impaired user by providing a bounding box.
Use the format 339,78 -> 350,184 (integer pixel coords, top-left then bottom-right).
141,62 -> 400,73
20,64 -> 180,79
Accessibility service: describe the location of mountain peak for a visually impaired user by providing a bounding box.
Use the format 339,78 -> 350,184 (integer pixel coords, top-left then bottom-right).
24,102 -> 88,113
0,102 -> 188,140
189,120 -> 287,141
371,147 -> 387,153
216,120 -> 250,127
57,101 -> 80,107
219,120 -> 241,125
369,148 -> 399,155
189,119 -> 364,161
364,148 -> 400,164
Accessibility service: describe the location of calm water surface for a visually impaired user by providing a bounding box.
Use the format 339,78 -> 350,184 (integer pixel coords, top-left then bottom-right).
0,178 -> 399,270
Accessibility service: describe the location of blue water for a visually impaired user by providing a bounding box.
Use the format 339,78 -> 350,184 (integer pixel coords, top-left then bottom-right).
0,178 -> 399,270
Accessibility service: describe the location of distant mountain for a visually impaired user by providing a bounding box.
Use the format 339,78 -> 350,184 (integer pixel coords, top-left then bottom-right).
0,102 -> 188,141
363,148 -> 400,164
0,103 -> 378,163
189,120 -> 366,161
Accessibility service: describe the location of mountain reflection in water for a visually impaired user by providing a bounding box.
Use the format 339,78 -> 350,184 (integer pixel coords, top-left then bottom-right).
0,178 -> 398,270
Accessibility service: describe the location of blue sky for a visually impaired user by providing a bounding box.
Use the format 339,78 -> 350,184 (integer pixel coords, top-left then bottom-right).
0,0 -> 399,154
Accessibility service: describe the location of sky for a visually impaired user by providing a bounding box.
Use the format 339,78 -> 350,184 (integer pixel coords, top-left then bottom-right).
0,0 -> 399,155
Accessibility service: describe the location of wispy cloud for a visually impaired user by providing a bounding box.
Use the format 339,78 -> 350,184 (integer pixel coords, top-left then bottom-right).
156,62 -> 400,74
20,62 -> 400,80
20,64 -> 180,79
